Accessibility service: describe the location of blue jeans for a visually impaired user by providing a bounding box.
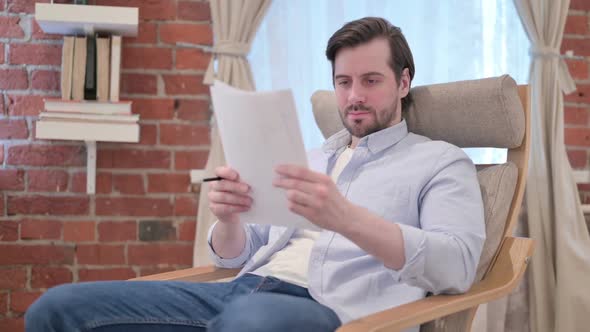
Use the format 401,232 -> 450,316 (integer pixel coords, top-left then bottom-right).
25,274 -> 341,332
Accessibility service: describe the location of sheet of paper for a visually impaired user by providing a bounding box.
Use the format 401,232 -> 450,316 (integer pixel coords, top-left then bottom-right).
210,80 -> 319,230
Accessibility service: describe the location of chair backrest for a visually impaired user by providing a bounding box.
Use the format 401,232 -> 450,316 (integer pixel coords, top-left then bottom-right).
310,75 -> 530,332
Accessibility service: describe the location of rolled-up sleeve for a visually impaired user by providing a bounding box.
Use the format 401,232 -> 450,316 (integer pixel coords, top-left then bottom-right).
390,146 -> 486,294
207,221 -> 271,268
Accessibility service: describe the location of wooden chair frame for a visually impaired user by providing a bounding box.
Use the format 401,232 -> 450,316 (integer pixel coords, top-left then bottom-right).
132,85 -> 534,332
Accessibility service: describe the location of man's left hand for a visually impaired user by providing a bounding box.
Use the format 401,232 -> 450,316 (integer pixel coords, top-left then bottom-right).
273,164 -> 356,232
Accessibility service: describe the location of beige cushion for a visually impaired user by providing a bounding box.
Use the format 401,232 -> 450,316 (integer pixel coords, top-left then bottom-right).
310,75 -> 524,148
475,162 -> 518,281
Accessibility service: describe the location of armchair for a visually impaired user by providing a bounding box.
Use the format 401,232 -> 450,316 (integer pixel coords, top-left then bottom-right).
133,75 -> 533,332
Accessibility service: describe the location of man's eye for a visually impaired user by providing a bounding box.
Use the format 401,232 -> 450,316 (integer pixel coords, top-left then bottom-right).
366,79 -> 379,85
338,81 -> 349,86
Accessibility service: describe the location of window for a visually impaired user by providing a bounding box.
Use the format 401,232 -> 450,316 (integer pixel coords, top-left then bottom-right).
248,0 -> 530,163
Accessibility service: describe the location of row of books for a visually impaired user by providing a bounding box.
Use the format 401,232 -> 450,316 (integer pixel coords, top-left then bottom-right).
60,34 -> 121,102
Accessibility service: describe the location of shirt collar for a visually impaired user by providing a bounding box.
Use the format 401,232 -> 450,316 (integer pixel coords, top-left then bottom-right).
322,119 -> 409,154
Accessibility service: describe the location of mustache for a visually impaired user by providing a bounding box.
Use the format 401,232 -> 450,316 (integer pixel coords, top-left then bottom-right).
345,104 -> 373,113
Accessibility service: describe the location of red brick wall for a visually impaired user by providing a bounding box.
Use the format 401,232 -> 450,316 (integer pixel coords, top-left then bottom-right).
564,2 -> 590,206
0,1 -> 212,330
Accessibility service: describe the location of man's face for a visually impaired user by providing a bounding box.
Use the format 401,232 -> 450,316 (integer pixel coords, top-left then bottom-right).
333,38 -> 410,139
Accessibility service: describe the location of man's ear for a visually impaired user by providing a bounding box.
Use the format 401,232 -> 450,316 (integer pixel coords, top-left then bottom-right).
399,68 -> 411,98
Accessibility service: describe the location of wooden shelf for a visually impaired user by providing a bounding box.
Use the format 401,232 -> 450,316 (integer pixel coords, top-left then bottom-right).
35,3 -> 138,36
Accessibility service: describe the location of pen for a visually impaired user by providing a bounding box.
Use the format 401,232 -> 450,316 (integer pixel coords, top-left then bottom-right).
203,176 -> 224,182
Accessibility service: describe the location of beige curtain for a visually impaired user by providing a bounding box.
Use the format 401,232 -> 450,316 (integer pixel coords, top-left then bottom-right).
512,0 -> 590,331
193,0 -> 272,266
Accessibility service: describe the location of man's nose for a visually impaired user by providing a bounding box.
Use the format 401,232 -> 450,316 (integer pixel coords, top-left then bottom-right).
348,82 -> 366,104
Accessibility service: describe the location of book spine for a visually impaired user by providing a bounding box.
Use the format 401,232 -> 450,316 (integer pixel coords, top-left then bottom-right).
84,36 -> 97,100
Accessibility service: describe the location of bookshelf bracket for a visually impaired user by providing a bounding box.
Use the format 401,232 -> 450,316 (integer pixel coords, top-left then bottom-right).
86,141 -> 97,194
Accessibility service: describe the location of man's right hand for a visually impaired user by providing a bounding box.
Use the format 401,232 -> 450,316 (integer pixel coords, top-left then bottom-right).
207,166 -> 252,224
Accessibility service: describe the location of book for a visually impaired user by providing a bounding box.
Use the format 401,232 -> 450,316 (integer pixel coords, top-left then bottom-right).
109,35 -> 122,102
43,98 -> 132,115
72,36 -> 87,101
84,36 -> 97,100
40,111 -> 139,123
36,119 -> 139,143
60,36 -> 75,100
96,37 -> 110,102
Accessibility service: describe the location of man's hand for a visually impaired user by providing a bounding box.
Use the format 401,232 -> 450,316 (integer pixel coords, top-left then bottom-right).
273,164 -> 356,232
208,166 -> 252,224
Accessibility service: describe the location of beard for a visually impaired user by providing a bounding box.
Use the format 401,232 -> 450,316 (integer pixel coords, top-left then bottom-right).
339,102 -> 398,138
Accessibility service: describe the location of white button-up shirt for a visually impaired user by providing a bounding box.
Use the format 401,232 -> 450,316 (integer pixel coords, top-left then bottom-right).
208,120 -> 486,328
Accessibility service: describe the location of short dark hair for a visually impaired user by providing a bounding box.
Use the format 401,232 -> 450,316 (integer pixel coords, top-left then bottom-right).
326,17 -> 415,112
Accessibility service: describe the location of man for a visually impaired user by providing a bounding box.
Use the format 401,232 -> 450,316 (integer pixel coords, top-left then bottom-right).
25,17 -> 485,332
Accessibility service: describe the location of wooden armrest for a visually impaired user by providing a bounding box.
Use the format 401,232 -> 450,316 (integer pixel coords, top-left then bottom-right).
130,266 -> 241,282
337,236 -> 534,332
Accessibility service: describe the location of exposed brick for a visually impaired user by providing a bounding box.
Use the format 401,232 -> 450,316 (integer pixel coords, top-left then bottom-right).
9,43 -> 62,65
122,47 -> 172,69
178,220 -> 196,241
161,124 -> 210,146
160,23 -> 212,45
63,221 -> 95,242
566,59 -> 589,80
130,98 -> 175,120
174,196 -> 198,217
0,194 -> 4,216
175,150 -> 209,170
7,144 -> 85,167
7,0 -> 48,14
124,22 -> 157,44
28,169 -> 68,192
0,44 -> 4,64
0,69 -> 28,89
78,268 -> 136,282
139,124 -> 157,145
565,127 -> 590,147
112,174 -> 144,195
176,99 -> 210,121
0,220 -> 19,242
31,70 -> 60,91
70,172 -> 112,194
121,73 -> 158,94
0,244 -> 74,264
32,19 -> 61,40
128,243 -> 193,265
0,146 -> 3,164
10,291 -> 42,314
97,221 -> 137,242
95,197 -> 173,217
568,149 -> 587,169
163,74 -> 208,95
177,1 -> 211,21
176,48 -> 210,70
0,292 -> 6,315
95,0 -> 176,20
561,38 -> 590,57
565,106 -> 588,125
0,318 -> 24,332
0,169 -> 25,191
0,1 -> 4,11
138,266 -> 176,276
7,95 -> 44,116
0,119 -> 28,139
7,195 -> 89,215
565,15 -> 589,35
0,267 -> 27,289
148,173 -> 191,193
31,267 -> 73,289
0,17 -> 24,38
76,244 -> 126,265
571,0 -> 590,11
98,149 -> 171,169
139,220 -> 176,241
20,219 -> 62,240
